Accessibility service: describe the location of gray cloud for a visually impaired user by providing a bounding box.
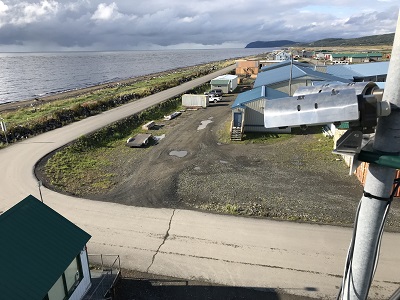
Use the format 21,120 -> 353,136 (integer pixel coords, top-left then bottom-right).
0,0 -> 398,51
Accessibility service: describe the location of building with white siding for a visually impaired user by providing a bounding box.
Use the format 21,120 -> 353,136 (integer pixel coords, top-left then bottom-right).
210,74 -> 238,93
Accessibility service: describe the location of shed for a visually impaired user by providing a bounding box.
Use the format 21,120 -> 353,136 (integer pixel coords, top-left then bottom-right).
210,74 -> 238,93
326,52 -> 383,63
230,86 -> 290,140
0,195 -> 92,300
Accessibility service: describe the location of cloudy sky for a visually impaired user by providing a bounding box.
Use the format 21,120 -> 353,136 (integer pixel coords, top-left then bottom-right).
0,0 -> 398,52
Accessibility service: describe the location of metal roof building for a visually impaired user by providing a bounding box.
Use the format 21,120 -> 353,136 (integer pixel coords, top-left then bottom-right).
210,74 -> 238,93
254,64 -> 350,95
232,85 -> 288,109
323,61 -> 389,81
260,60 -> 312,72
0,195 -> 92,300
230,86 -> 289,140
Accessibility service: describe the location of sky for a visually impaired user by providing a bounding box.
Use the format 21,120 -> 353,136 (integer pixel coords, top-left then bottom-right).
0,0 -> 398,52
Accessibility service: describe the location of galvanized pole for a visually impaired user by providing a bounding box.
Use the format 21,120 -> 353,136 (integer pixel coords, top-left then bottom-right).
289,54 -> 293,95
0,118 -> 8,145
342,9 -> 400,300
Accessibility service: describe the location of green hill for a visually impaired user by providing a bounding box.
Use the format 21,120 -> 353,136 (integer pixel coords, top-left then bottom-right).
246,33 -> 395,48
303,33 -> 395,47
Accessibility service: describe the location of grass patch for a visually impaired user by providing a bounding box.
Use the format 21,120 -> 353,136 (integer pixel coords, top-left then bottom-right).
43,89 -> 195,195
0,60 -> 234,145
46,145 -> 116,195
242,132 -> 294,144
217,118 -> 295,145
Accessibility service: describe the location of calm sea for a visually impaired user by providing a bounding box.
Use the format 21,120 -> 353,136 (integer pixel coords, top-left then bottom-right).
0,48 -> 271,104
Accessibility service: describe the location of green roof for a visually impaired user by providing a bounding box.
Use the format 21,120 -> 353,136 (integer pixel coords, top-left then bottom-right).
0,195 -> 91,300
337,122 -> 350,129
210,79 -> 229,85
331,53 -> 382,58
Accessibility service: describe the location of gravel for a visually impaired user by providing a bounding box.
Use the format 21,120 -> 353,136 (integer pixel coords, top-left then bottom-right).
37,93 -> 400,232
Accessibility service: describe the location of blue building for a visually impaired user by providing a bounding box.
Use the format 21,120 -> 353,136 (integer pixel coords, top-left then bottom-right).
255,61 -> 350,95
230,86 -> 289,140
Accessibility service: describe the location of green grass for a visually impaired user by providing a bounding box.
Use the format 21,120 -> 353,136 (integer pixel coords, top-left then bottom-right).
242,132 -> 294,144
217,119 -> 295,145
1,60 -> 234,130
43,94 -> 186,195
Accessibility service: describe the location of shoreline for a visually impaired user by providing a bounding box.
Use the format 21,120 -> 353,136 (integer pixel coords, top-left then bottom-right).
0,62 -> 230,113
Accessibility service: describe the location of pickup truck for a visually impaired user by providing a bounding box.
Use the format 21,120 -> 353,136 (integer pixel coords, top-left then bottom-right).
209,94 -> 222,103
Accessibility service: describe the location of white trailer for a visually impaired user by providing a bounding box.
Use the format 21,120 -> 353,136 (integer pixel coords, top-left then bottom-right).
182,94 -> 209,108
210,74 -> 238,93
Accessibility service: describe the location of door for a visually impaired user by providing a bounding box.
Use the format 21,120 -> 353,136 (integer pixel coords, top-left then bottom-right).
233,112 -> 242,128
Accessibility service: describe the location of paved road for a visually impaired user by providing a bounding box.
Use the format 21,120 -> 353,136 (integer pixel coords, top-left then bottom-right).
1,66 -> 399,299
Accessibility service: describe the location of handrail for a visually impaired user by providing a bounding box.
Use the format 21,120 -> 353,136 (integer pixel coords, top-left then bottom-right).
86,254 -> 121,300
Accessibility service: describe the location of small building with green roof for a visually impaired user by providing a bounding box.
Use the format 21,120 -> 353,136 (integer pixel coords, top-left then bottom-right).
0,195 -> 92,300
210,74 -> 238,93
326,52 -> 383,64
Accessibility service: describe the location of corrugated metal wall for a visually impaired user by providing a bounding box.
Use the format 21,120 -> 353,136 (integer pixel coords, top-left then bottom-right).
242,99 -> 291,133
355,162 -> 400,197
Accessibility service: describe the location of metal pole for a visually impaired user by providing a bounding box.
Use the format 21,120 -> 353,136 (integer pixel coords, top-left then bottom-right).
38,181 -> 44,202
0,118 -> 8,145
289,54 -> 293,96
342,9 -> 400,300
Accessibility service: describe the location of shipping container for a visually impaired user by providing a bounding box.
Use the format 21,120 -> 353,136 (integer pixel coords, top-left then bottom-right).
182,94 -> 209,108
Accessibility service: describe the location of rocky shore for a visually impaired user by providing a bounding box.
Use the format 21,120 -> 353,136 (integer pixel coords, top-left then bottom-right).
0,64 -> 218,113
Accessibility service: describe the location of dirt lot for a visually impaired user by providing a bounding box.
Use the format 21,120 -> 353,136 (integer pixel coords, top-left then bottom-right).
37,92 -> 400,230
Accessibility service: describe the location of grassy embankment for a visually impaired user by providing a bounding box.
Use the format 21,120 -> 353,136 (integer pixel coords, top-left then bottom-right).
40,61 -> 232,194
0,60 -> 233,147
45,96 -> 189,193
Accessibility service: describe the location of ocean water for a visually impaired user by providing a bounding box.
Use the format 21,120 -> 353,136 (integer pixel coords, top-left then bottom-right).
0,48 -> 271,104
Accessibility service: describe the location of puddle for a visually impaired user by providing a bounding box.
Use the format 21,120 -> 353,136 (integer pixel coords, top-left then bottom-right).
197,120 -> 213,130
169,150 -> 188,158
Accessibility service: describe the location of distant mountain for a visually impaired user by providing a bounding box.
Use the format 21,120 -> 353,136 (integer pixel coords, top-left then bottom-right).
245,40 -> 298,48
245,33 -> 395,48
301,33 -> 394,47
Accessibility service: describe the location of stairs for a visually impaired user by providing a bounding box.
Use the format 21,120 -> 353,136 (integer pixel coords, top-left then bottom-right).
231,127 -> 242,141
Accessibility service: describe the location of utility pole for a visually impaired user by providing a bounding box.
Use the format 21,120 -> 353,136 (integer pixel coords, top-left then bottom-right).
0,118 -> 8,145
341,9 -> 400,300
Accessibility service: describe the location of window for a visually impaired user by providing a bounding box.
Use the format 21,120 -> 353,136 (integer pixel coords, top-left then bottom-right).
45,255 -> 83,300
65,258 -> 80,292
47,277 -> 65,300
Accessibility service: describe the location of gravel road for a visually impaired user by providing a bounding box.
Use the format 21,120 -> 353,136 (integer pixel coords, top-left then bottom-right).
41,92 -> 400,231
